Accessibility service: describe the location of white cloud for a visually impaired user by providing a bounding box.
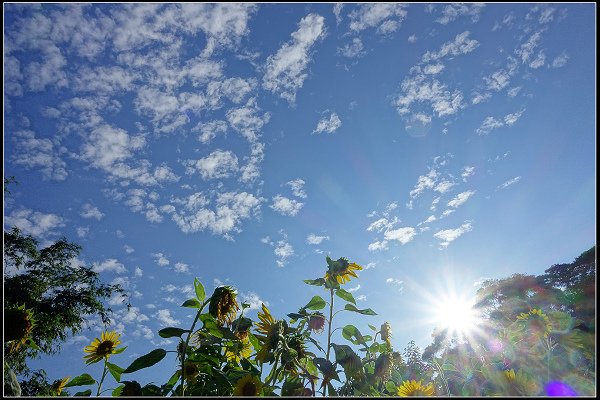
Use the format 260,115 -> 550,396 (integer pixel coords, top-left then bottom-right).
434,179 -> 455,194
516,31 -> 543,65
407,34 -> 417,43
475,116 -> 504,135
307,233 -> 329,245
447,191 -> 476,208
472,91 -> 491,105
365,262 -> 376,270
436,3 -> 484,25
367,217 -> 396,233
368,240 -> 388,252
5,208 -> 65,238
134,267 -> 143,277
226,98 -> 270,143
313,112 -> 342,134
423,63 -> 445,75
348,3 -> 408,34
270,195 -> 303,216
274,239 -> 295,267
551,53 -> 569,68
152,252 -> 170,266
507,86 -> 522,98
81,203 -> 105,220
338,38 -> 365,58
133,325 -> 154,340
504,109 -> 525,126
11,130 -> 68,181
422,215 -> 437,224
461,166 -> 475,182
384,227 -> 416,245
194,120 -> 228,144
356,294 -> 367,301
92,258 -> 127,274
409,169 -> 438,198
496,176 -> 521,191
394,74 -> 464,119
239,291 -> 268,311
124,245 -> 134,254
287,178 -> 307,198
348,284 -> 361,293
434,222 -> 473,248
155,309 -> 179,326
441,209 -> 455,218
184,149 -> 239,180
529,50 -> 546,69
333,3 -> 343,25
386,278 -> 404,292
422,31 -> 479,63
262,13 -> 326,104
174,262 -> 189,273
77,226 -> 89,238
484,69 -> 510,91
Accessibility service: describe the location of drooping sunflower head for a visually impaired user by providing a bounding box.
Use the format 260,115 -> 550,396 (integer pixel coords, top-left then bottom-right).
381,322 -> 392,347
183,360 -> 199,381
256,303 -> 276,337
4,304 -> 36,352
397,380 -> 435,397
373,352 -> 393,381
516,308 -> 551,338
324,257 -> 362,285
209,286 -> 240,325
233,374 -> 263,396
308,312 -> 326,333
51,376 -> 70,396
83,331 -> 122,365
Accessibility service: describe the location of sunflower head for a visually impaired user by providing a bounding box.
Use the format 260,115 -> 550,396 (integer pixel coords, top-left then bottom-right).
397,380 -> 435,397
83,331 -> 122,365
516,308 -> 551,338
4,304 -> 36,352
381,322 -> 392,347
51,376 -> 70,396
183,360 -> 199,381
226,337 -> 253,364
209,286 -> 240,325
308,312 -> 326,333
120,381 -> 142,397
374,352 -> 393,381
324,257 -> 362,286
233,374 -> 263,396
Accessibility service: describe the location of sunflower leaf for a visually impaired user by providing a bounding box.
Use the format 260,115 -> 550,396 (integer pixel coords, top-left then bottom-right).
313,357 -> 340,382
74,389 -> 92,396
304,296 -> 327,310
344,304 -> 377,315
342,324 -> 367,346
113,346 -> 127,354
304,278 -> 326,286
335,288 -> 356,305
64,373 -> 96,387
194,278 -> 206,302
106,362 -> 124,382
111,385 -> 125,397
181,298 -> 201,308
158,327 -> 189,338
122,349 -> 167,374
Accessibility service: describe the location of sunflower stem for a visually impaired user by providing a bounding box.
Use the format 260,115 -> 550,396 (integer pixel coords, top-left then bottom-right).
181,298 -> 210,396
96,359 -> 109,397
324,287 -> 335,397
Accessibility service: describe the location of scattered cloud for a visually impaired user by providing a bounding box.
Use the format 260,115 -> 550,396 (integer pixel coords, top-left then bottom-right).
461,166 -> 475,182
155,309 -> 179,326
436,3 -> 485,25
307,234 -> 330,245
447,190 -> 476,208
174,262 -> 190,273
496,176 -> 521,191
551,52 -> 569,68
313,112 -> 342,134
476,109 -> 525,135
433,222 -> 473,248
5,208 -> 65,238
92,258 -> 127,274
386,278 -> 404,292
348,4 -> 408,34
338,38 -> 366,58
80,203 -> 105,220
287,178 -> 307,198
152,252 -> 170,266
184,149 -> 239,180
270,195 -> 303,216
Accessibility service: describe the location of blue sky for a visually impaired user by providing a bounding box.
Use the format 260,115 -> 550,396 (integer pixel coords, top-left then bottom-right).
4,3 -> 596,388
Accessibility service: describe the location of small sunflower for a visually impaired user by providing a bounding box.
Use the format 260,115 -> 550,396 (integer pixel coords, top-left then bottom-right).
83,331 -> 122,365
233,374 -> 262,396
4,304 -> 36,352
51,376 -> 70,396
397,380 -> 435,397
324,257 -> 362,285
516,308 -> 552,338
381,322 -> 392,347
308,312 -> 326,333
209,286 -> 240,325
374,352 -> 393,381
502,368 -> 539,396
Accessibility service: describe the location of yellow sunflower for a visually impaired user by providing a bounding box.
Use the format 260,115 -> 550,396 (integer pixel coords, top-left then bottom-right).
502,368 -> 539,396
516,308 -> 552,338
225,337 -> 253,364
5,304 -> 36,352
397,380 -> 435,397
233,374 -> 262,396
324,257 -> 362,285
256,303 -> 275,336
83,331 -> 122,364
209,286 -> 240,325
51,376 -> 70,396
255,303 -> 282,362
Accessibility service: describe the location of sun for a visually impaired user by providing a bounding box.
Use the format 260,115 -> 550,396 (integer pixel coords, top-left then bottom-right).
432,293 -> 479,338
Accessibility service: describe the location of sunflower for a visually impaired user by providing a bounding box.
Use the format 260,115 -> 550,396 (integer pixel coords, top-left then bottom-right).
51,376 -> 70,396
374,352 -> 393,381
516,308 -> 552,338
256,303 -> 276,336
83,331 -> 122,365
324,257 -> 362,285
255,304 -> 284,362
381,322 -> 392,347
209,286 -> 240,325
502,368 -> 539,396
233,374 -> 262,396
225,337 -> 253,364
397,380 -> 435,397
4,304 -> 36,352
308,312 -> 326,333
183,360 -> 199,381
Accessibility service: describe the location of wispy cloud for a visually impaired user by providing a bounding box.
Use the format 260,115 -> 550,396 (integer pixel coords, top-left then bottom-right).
92,258 -> 127,274
496,176 -> 521,191
447,191 -> 476,208
433,222 -> 473,248
270,195 -> 304,216
313,112 -> 342,134
348,4 -> 408,34
435,3 -> 485,25
307,234 -> 329,245
287,178 -> 307,198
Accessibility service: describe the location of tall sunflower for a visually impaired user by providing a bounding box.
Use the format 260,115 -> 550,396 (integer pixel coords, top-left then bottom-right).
233,374 -> 262,396
516,308 -> 551,338
51,376 -> 70,396
209,286 -> 240,325
324,257 -> 362,285
225,337 -> 253,364
83,331 -> 122,365
4,304 -> 36,352
397,380 -> 435,396
255,303 -> 283,362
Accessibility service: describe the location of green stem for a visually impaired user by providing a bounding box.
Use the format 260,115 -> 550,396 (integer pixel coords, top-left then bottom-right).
181,299 -> 210,396
324,287 -> 335,397
96,359 -> 109,397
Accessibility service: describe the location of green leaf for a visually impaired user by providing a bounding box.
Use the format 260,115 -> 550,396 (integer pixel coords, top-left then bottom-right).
327,382 -> 338,396
194,278 -> 206,302
111,385 -> 125,397
344,304 -> 377,315
335,288 -> 356,304
282,377 -> 305,396
200,313 -> 223,338
113,346 -> 127,354
161,371 -> 181,395
342,324 -> 367,346
287,312 -> 306,320
304,278 -> 326,286
248,333 -> 262,352
122,349 -> 167,374
313,357 -> 340,382
74,389 -> 92,396
158,327 -> 189,338
181,298 -> 201,308
142,384 -> 162,396
368,324 -> 377,331
385,381 -> 397,394
64,373 -> 96,388
304,295 -> 327,310
106,362 -> 124,382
